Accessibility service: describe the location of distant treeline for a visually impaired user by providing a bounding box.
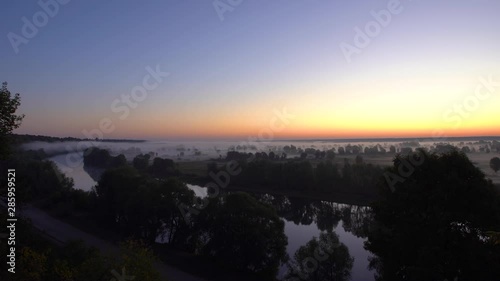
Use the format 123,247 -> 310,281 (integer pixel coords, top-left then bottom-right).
210,151 -> 385,198
230,141 -> 500,158
83,147 -> 180,178
11,133 -> 145,144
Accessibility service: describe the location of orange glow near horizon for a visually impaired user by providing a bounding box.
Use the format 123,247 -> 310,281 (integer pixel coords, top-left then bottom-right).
15,67 -> 500,140
84,118 -> 499,140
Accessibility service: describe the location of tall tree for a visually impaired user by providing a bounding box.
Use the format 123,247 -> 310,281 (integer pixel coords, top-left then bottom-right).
0,82 -> 24,158
490,157 -> 500,173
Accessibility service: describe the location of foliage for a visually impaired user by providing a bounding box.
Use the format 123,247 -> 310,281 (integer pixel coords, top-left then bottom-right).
490,157 -> 500,173
83,147 -> 127,169
133,153 -> 151,170
17,247 -> 48,281
113,239 -> 161,281
93,166 -> 195,244
285,232 -> 354,281
229,157 -> 384,196
0,151 -> 80,208
194,192 -> 288,280
0,82 -> 24,159
366,150 -> 500,281
149,157 -> 178,177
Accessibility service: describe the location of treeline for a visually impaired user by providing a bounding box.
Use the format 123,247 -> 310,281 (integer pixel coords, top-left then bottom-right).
232,141 -> 500,159
83,147 -> 127,169
11,133 -> 145,144
215,151 -> 385,197
83,148 -> 180,178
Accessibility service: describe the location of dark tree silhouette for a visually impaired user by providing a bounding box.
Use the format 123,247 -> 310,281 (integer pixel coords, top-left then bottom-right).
93,166 -> 195,244
490,157 -> 500,173
367,149 -> 500,281
0,82 -> 24,158
269,151 -> 276,160
389,145 -> 396,154
149,157 -> 177,177
285,231 -> 354,281
195,192 -> 288,279
132,153 -> 151,170
355,154 -> 364,165
461,146 -> 471,153
83,147 -> 127,169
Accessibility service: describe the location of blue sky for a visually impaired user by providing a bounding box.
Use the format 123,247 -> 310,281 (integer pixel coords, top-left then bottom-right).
1,0 -> 499,139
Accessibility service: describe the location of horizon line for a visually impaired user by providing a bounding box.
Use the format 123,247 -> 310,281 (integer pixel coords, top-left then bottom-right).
14,133 -> 500,143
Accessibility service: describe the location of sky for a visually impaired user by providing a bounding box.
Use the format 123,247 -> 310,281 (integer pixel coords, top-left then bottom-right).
1,0 -> 499,140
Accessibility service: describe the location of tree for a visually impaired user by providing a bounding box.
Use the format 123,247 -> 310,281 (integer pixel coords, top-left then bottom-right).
389,145 -> 396,154
196,192 -> 288,279
110,154 -> 127,167
285,232 -> 353,281
83,147 -> 126,169
269,151 -> 276,160
133,153 -> 151,171
367,150 -> 500,281
355,154 -> 364,165
0,82 -> 24,158
93,166 -> 195,244
490,157 -> 500,173
149,157 -> 176,177
325,149 -> 335,160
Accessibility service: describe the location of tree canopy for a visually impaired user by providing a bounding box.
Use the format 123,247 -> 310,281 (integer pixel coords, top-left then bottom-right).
366,149 -> 500,281
0,82 -> 24,158
194,192 -> 288,280
490,157 -> 500,173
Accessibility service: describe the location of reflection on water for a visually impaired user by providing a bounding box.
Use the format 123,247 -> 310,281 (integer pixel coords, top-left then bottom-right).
49,152 -> 97,191
281,220 -> 373,281
186,183 -> 208,198
185,185 -> 375,280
